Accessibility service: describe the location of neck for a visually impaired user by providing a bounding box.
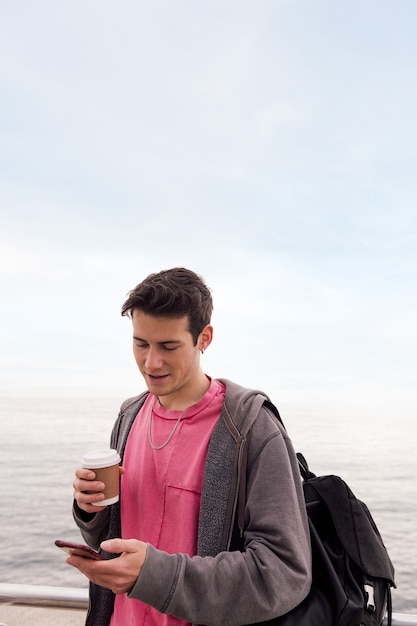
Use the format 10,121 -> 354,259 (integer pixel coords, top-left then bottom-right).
158,373 -> 210,411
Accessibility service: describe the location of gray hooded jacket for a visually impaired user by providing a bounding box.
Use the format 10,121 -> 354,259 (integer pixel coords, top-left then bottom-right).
74,379 -> 311,626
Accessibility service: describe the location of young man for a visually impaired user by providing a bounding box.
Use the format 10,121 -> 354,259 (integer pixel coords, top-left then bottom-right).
70,267 -> 311,626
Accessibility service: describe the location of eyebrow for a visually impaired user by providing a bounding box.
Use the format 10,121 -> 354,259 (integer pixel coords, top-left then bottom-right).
133,336 -> 182,346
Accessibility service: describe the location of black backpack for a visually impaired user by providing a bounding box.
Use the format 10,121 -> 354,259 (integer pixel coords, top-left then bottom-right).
236,399 -> 396,626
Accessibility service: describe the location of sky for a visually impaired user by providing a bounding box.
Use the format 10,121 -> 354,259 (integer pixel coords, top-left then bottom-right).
1,0 -> 416,421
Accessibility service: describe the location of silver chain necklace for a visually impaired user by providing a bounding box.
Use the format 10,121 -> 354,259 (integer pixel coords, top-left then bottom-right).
147,396 -> 186,450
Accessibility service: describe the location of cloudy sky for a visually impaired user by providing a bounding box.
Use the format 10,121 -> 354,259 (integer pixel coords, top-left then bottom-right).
1,1 -> 416,420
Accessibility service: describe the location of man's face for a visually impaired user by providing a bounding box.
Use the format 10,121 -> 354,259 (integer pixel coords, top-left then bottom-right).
132,310 -> 210,409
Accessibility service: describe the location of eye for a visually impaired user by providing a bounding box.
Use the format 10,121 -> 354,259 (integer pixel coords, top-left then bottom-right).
135,342 -> 148,349
162,345 -> 178,352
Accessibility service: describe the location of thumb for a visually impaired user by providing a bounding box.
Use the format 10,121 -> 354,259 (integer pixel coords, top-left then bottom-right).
101,538 -> 139,554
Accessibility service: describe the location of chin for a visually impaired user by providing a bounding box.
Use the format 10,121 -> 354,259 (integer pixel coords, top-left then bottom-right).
146,378 -> 171,394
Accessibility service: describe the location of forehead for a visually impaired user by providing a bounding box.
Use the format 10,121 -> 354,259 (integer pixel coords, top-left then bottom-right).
132,310 -> 191,339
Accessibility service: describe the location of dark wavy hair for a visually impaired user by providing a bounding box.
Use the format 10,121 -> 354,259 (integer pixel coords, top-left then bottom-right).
121,267 -> 213,345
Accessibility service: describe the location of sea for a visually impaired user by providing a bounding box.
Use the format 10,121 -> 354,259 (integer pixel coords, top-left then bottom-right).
0,393 -> 416,614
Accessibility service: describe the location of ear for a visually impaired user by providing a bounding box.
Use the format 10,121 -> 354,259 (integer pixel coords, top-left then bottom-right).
199,324 -> 213,353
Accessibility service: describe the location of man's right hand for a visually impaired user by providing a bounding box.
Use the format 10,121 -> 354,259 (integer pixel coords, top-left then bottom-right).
73,467 -> 121,513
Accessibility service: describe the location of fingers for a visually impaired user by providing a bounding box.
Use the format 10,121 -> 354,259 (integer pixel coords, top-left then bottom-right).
73,466 -> 125,513
68,555 -> 123,593
73,467 -> 107,512
101,538 -> 143,554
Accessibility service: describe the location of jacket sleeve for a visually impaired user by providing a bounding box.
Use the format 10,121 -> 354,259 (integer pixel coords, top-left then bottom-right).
127,411 -> 312,626
73,503 -> 111,551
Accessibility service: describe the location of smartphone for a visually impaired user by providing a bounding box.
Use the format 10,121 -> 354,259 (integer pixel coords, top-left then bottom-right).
55,539 -> 104,560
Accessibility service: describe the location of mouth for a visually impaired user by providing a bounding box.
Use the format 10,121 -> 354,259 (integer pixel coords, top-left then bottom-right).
146,373 -> 169,382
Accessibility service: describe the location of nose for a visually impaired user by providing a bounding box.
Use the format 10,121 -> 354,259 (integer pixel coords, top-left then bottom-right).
144,347 -> 163,371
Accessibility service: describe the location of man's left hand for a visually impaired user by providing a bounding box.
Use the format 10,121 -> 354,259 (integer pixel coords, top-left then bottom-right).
67,538 -> 148,595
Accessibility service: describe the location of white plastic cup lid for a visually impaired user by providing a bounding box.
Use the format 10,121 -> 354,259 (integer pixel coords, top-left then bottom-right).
81,449 -> 121,469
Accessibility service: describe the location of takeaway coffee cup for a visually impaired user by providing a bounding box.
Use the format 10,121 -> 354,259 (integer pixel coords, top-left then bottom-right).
82,449 -> 121,506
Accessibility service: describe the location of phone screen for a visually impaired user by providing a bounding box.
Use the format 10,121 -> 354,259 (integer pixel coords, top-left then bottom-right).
55,539 -> 104,560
